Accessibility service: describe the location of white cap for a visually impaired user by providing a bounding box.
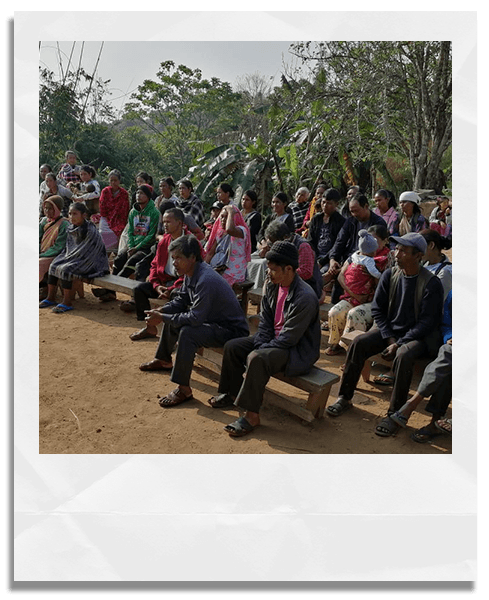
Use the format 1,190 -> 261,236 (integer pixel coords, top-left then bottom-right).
399,191 -> 421,205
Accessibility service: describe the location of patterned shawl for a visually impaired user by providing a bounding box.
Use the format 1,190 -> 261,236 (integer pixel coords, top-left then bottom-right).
99,185 -> 130,238
40,200 -> 67,254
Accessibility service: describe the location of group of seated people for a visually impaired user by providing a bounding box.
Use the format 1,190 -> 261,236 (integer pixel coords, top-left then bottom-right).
38,152 -> 453,444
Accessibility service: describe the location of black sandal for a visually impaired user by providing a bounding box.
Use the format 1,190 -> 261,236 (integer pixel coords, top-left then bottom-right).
375,416 -> 400,437
326,398 -> 352,417
208,393 -> 235,409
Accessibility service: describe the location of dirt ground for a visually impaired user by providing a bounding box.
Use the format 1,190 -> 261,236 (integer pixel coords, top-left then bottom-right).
39,280 -> 452,455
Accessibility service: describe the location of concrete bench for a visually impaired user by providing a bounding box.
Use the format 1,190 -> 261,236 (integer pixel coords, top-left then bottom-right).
248,288 -> 332,321
195,346 -> 339,423
340,330 -> 431,383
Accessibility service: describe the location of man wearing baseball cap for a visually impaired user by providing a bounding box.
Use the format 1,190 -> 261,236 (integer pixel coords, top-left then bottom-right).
326,232 -> 444,438
209,241 -> 321,437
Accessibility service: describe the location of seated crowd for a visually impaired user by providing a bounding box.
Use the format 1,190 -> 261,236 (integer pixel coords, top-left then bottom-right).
39,150 -> 453,444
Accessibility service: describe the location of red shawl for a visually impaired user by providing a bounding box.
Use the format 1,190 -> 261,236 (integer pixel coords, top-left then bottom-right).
99,186 -> 130,238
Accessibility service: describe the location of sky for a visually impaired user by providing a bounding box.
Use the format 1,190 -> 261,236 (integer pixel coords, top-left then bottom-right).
39,40 -> 299,117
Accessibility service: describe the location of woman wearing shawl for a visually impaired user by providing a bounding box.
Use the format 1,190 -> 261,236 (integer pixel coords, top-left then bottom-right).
98,169 -> 130,252
39,202 -> 109,313
205,204 -> 251,287
39,196 -> 69,299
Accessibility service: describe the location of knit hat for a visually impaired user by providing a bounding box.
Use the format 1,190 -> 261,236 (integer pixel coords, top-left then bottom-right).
389,232 -> 427,254
137,184 -> 153,200
265,241 -> 299,269
43,195 -> 64,213
399,191 -> 421,205
358,229 -> 378,254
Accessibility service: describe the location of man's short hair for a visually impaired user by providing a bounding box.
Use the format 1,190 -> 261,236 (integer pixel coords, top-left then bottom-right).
349,193 -> 369,208
168,235 -> 202,261
164,207 -> 185,223
265,220 -> 290,243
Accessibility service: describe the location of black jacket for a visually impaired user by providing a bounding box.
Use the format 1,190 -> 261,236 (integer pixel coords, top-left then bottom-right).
330,211 -> 387,264
253,273 -> 321,377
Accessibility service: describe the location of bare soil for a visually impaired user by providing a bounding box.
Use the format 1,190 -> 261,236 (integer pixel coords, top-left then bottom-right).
39,282 -> 452,455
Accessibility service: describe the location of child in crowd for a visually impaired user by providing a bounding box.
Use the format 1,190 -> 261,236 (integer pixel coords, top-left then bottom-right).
57,150 -> 81,185
326,230 -> 382,355
203,201 -> 224,242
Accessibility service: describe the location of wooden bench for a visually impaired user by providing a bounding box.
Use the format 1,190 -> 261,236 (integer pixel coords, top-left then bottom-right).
195,346 -> 339,423
86,275 -> 254,312
340,330 -> 431,383
248,288 -> 332,321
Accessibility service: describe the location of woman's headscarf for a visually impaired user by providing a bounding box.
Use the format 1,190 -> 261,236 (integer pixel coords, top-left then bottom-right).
206,205 -> 252,262
40,196 -> 66,253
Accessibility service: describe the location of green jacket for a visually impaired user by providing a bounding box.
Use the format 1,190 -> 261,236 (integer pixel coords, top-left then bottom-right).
39,217 -> 69,258
127,200 -> 160,250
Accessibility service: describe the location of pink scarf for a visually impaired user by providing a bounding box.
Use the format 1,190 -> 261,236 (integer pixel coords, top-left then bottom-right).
206,205 -> 251,262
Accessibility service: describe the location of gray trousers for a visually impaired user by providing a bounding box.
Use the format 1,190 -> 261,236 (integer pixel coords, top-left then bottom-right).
218,335 -> 289,413
338,328 -> 428,413
419,343 -> 452,417
155,321 -> 243,387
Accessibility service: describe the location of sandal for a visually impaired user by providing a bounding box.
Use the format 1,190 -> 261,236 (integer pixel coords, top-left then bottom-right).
325,345 -> 345,356
375,416 -> 400,437
208,393 -> 235,409
120,301 -> 136,313
411,424 -> 443,444
373,373 -> 394,385
435,418 -> 452,435
390,411 -> 409,428
99,292 -> 116,302
39,299 -> 56,308
326,397 -> 352,417
224,416 -> 257,437
130,328 -> 157,341
158,388 -> 194,407
51,303 -> 74,313
139,359 -> 172,372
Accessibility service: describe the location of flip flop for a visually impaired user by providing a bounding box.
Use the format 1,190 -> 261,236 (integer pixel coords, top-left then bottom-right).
224,416 -> 257,437
390,411 -> 409,428
435,418 -> 452,435
158,388 -> 194,407
130,328 -> 157,341
375,416 -> 400,437
373,373 -> 394,385
39,299 -> 56,308
411,425 -> 443,444
208,393 -> 235,409
51,303 -> 74,313
326,398 -> 352,417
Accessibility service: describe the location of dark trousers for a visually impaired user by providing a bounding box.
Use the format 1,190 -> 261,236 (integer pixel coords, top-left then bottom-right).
134,245 -> 157,281
155,321 -> 243,387
419,343 -> 452,418
331,279 -> 343,304
133,281 -> 160,321
47,274 -> 72,290
112,248 -> 151,280
218,335 -> 289,413
338,328 -> 427,413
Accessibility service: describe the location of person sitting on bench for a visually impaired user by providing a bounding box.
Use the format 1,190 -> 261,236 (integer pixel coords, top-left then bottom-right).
325,232 -> 444,438
139,235 -> 249,407
208,241 -> 321,437
127,208 -> 190,339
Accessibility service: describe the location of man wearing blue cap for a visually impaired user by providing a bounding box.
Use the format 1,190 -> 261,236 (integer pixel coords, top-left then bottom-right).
326,232 -> 444,437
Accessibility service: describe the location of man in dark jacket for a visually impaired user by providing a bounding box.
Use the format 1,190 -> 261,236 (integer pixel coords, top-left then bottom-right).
209,241 -> 321,437
327,193 -> 387,303
139,235 -> 249,407
325,233 -> 444,437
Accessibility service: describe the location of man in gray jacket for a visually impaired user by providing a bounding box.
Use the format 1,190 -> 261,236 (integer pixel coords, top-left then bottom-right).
209,241 -> 321,437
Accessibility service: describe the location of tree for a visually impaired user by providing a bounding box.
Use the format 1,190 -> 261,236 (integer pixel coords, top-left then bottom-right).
124,62 -> 246,177
288,41 -> 452,191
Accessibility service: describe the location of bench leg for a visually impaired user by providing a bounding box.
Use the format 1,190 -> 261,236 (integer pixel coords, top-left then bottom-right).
305,386 -> 332,419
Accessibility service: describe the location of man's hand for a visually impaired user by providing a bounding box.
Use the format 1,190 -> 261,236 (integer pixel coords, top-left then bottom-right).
328,259 -> 341,275
144,309 -> 163,327
156,285 -> 168,298
381,340 -> 398,361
